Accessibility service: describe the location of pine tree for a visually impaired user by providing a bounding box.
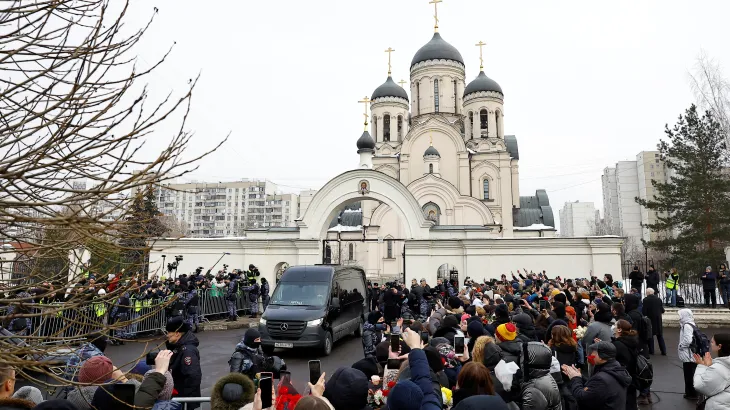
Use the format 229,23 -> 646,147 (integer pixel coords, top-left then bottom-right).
637,104 -> 730,270
121,185 -> 165,274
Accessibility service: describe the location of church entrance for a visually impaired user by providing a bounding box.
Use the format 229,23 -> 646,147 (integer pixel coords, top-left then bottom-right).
322,237 -> 407,284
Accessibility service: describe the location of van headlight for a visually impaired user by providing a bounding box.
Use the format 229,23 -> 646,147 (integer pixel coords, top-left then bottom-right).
259,318 -> 267,325
306,318 -> 322,327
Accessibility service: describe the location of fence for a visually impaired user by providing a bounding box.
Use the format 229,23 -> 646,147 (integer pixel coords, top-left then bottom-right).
2,289 -> 263,344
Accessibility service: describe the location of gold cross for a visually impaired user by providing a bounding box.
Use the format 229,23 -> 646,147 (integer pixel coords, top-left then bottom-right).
429,0 -> 443,32
358,96 -> 371,131
398,79 -> 407,89
475,40 -> 486,70
384,47 -> 395,76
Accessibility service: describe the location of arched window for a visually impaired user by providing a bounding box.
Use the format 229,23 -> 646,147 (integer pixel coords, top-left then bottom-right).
483,179 -> 490,200
416,82 -> 420,115
373,116 -> 378,140
348,243 -> 354,261
397,115 -> 403,140
495,110 -> 501,137
383,114 -> 391,142
429,163 -> 433,174
453,79 -> 458,113
480,109 -> 488,136
468,112 -> 474,139
386,239 -> 393,259
434,79 -> 440,113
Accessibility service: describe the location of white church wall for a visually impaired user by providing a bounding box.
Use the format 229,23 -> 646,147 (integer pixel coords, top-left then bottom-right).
408,134 -> 458,189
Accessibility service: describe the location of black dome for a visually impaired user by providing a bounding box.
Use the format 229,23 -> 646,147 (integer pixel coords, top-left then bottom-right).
356,130 -> 375,151
411,33 -> 464,68
464,71 -> 503,96
371,76 -> 408,101
424,145 -> 440,157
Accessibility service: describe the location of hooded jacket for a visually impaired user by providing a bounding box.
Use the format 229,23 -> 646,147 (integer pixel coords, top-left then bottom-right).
694,356 -> 730,410
521,342 -> 561,410
513,313 -> 538,343
569,359 -> 633,410
323,368 -> 371,410
624,294 -> 648,350
209,372 -> 255,410
166,331 -> 202,400
678,309 -> 696,363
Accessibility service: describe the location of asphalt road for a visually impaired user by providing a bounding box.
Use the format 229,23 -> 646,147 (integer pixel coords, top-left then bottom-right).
102,327 -> 726,410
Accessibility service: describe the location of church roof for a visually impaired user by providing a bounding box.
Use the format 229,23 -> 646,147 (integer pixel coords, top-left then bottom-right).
328,204 -> 362,228
411,33 -> 464,68
464,71 -> 503,96
504,135 -> 519,160
424,145 -> 440,157
371,76 -> 409,101
356,130 -> 376,151
513,189 -> 555,228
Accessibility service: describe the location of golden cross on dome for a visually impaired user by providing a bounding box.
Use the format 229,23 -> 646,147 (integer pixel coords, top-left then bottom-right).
358,96 -> 371,131
475,41 -> 486,70
429,0 -> 443,32
384,47 -> 395,76
398,79 -> 407,88
430,135 -> 433,146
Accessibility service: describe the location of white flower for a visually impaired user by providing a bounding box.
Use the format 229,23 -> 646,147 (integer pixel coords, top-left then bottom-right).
574,326 -> 587,339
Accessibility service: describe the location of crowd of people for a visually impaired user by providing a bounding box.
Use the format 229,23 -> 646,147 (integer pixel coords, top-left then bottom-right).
3,269 -> 730,410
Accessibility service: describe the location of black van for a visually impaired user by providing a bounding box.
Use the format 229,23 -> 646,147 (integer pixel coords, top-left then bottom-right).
258,265 -> 368,356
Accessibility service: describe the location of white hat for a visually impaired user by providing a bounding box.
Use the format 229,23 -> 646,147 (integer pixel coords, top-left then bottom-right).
97,288 -> 106,295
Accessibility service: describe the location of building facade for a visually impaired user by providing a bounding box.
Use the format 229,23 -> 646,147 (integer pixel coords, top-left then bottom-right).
559,201 -> 597,237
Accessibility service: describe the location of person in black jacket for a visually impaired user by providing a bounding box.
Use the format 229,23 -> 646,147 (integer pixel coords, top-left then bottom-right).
719,264 -> 730,310
624,293 -> 648,356
641,288 -> 666,356
645,265 -> 660,293
165,316 -> 201,408
612,319 -> 641,409
629,266 -> 644,296
564,341 -> 633,410
701,266 -> 718,308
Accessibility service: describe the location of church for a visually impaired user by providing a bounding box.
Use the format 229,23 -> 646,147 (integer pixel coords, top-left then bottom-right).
147,5 -> 622,285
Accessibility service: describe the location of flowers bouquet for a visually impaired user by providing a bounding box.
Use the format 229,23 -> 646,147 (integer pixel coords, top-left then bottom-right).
368,381 -> 395,409
573,326 -> 587,339
441,387 -> 453,408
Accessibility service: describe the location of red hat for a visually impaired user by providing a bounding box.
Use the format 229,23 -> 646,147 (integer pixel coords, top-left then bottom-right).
496,323 -> 517,342
78,356 -> 113,383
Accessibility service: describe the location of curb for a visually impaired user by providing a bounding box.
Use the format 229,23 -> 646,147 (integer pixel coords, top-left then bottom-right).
200,319 -> 255,332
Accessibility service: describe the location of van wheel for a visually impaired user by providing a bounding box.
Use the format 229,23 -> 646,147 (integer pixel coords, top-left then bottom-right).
321,331 -> 333,356
262,345 -> 275,355
354,317 -> 363,337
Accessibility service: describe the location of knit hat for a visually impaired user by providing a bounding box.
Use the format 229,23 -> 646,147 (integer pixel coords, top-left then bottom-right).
351,357 -> 380,380
144,370 -> 174,400
367,311 -> 382,325
243,328 -> 261,347
12,386 -> 44,405
323,368 -> 369,410
78,355 -> 114,383
430,337 -> 449,348
130,361 -> 151,376
495,323 -> 517,342
424,346 -> 444,372
550,289 -> 561,297
210,372 -> 256,410
442,315 -> 458,330
165,316 -> 189,333
589,341 -> 617,361
387,380 -> 423,410
460,313 -> 471,323
467,320 -> 486,339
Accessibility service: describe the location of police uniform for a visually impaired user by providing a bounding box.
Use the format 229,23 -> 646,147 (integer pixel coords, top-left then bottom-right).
242,280 -> 260,317
185,289 -> 200,331
228,328 -> 266,380
113,292 -> 131,341
260,278 -> 270,311
166,317 -> 202,408
225,277 -> 239,321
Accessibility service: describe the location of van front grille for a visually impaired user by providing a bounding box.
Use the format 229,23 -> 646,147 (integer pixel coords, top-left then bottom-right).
267,320 -> 306,337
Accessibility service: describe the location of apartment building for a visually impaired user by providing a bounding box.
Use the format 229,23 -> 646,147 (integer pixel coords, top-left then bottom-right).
152,180 -> 301,238
636,151 -> 665,243
558,201 -> 597,236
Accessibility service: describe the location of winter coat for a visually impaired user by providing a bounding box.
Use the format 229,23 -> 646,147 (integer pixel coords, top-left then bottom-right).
427,307 -> 446,335
702,271 -> 718,290
645,269 -> 660,290
0,398 -> 34,410
405,348 -> 442,410
719,270 -> 730,286
694,356 -> 730,410
641,294 -> 664,336
678,309 -> 696,363
134,371 -> 181,410
362,323 -> 385,358
521,342 -> 562,410
166,331 -> 202,400
513,313 -> 538,342
629,270 -> 644,291
552,343 -> 579,384
569,359 -> 633,410
498,340 -> 523,365
613,335 -> 640,385
582,320 -> 612,349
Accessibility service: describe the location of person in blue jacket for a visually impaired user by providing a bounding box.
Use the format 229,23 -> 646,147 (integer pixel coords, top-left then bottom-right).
701,266 -> 718,308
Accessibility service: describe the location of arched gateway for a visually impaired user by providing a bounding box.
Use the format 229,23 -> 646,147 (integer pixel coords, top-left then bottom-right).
297,169 -> 434,240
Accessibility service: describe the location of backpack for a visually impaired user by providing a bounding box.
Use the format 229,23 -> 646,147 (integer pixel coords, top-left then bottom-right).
642,317 -> 653,342
689,324 -> 711,356
634,354 -> 653,389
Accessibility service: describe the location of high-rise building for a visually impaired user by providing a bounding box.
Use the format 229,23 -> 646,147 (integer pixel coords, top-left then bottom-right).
151,180 -> 302,238
601,167 -> 620,234
559,201 -> 597,236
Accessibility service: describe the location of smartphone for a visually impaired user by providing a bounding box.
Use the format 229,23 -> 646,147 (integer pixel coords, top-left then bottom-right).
539,299 -> 547,310
112,383 -> 135,409
260,372 -> 273,381
387,358 -> 401,370
454,336 -> 465,357
260,377 -> 273,408
420,331 -> 429,344
390,334 -> 400,352
308,360 -> 321,385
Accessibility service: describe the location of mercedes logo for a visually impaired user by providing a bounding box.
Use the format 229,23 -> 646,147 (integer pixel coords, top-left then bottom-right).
280,323 -> 288,331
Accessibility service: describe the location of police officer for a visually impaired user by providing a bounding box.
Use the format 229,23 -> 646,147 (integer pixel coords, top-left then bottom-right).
110,289 -> 130,345
185,284 -> 200,333
242,278 -> 260,318
225,274 -> 239,322
165,316 -> 201,408
228,328 -> 266,380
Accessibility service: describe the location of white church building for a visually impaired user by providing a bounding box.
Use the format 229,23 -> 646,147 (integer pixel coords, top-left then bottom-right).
149,15 -> 622,285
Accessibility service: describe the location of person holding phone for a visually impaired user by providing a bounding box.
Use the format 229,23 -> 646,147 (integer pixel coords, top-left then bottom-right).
134,350 -> 176,409
362,311 -> 388,358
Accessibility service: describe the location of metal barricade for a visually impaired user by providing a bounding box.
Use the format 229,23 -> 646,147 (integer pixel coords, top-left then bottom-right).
172,397 -> 210,410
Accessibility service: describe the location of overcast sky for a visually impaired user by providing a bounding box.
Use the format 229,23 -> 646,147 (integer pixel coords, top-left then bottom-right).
125,0 -> 730,231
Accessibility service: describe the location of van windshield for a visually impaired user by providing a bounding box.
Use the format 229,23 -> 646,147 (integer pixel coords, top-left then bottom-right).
269,282 -> 330,307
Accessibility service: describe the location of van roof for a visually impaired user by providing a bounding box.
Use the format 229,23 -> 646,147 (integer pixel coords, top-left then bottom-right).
280,265 -> 334,282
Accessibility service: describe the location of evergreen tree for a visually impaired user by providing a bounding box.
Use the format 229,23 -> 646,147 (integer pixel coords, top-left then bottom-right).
637,104 -> 730,270
121,185 -> 165,274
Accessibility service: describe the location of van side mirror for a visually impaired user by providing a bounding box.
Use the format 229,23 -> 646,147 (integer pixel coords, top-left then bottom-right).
330,297 -> 340,309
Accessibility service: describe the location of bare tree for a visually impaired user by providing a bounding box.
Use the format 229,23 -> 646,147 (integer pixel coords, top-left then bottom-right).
0,0 -> 224,386
689,51 -> 730,145
159,214 -> 190,238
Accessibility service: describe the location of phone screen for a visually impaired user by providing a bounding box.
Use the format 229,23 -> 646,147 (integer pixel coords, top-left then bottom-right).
539,300 -> 547,310
308,360 -> 321,385
420,331 -> 429,344
387,358 -> 401,370
260,372 -> 273,381
390,334 -> 400,352
112,383 -> 135,409
454,336 -> 465,356
260,377 -> 273,408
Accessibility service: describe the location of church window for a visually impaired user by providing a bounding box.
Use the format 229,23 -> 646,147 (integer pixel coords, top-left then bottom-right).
483,179 -> 490,199
434,79 -> 440,112
348,243 -> 354,261
495,110 -> 501,137
453,79 -> 458,113
386,239 -> 393,259
397,115 -> 403,140
429,163 -> 433,174
373,116 -> 378,140
480,109 -> 488,136
416,82 -> 420,115
468,112 -> 474,139
383,115 -> 391,142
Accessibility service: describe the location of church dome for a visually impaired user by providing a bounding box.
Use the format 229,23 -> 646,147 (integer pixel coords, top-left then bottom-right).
411,33 -> 464,68
423,145 -> 440,157
371,76 -> 408,101
464,71 -> 503,96
356,130 -> 376,151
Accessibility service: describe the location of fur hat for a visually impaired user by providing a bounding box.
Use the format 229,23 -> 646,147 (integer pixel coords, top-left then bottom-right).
165,316 -> 189,333
210,373 -> 256,410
